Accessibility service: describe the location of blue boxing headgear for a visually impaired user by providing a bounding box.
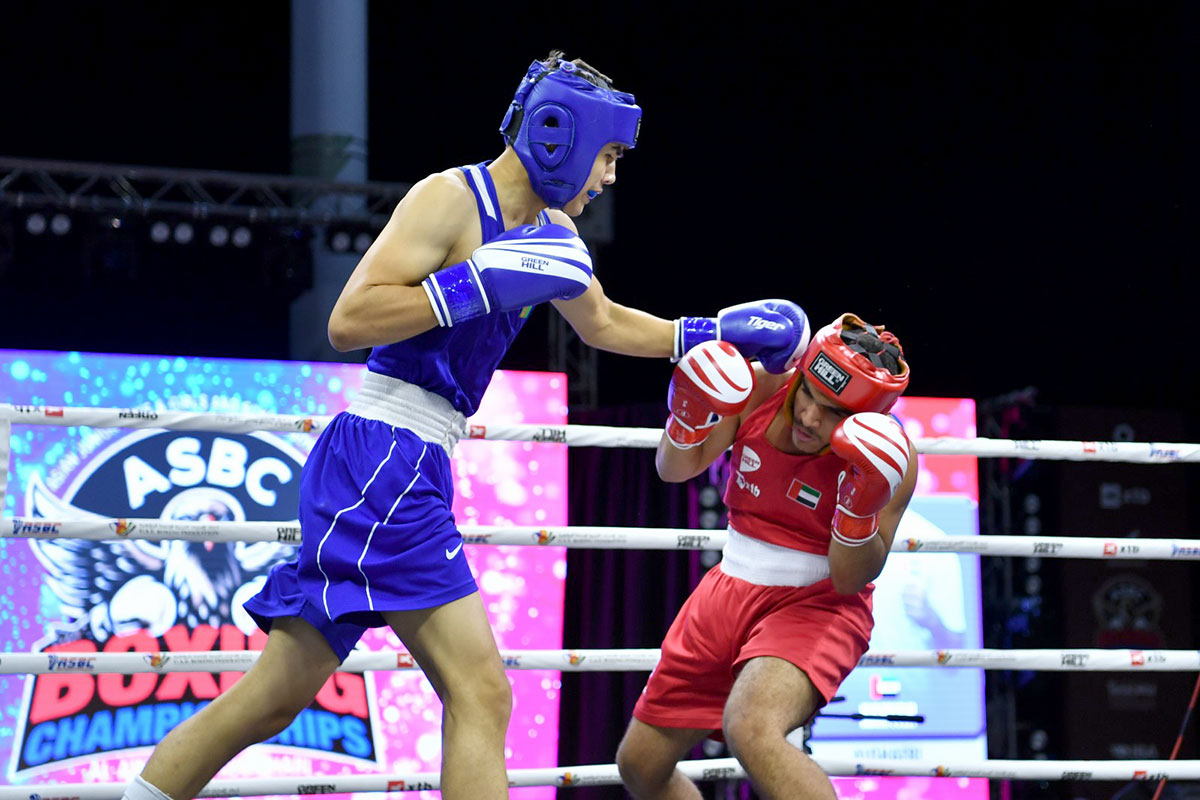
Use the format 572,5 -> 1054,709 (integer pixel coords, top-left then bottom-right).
500,59 -> 641,209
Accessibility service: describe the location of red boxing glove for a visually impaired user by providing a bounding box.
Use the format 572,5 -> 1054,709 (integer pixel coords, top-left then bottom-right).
665,340 -> 755,449
829,412 -> 912,546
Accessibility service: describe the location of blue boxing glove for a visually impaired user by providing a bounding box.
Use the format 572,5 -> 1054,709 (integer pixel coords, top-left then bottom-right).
422,224 -> 593,327
674,299 -> 811,374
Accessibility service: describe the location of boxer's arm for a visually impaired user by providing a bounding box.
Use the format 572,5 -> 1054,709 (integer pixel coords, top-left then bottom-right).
828,440 -> 919,594
656,413 -> 740,483
543,210 -> 674,356
556,280 -> 675,356
656,365 -> 784,482
328,172 -> 473,351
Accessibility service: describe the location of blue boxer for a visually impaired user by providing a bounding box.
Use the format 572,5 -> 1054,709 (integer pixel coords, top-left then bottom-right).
245,163 -> 552,659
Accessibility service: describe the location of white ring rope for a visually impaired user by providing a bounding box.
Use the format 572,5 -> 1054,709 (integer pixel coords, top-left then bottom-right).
1,647 -> 1196,676
3,404 -> 1197,790
3,517 -> 1195,561
1,404 -> 1197,462
2,756 -> 1199,797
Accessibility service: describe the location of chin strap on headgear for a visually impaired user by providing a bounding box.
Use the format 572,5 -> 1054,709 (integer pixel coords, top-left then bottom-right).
500,59 -> 642,209
797,313 -> 910,414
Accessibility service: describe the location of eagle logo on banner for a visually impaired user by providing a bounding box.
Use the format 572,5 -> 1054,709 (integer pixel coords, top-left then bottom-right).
13,429 -> 380,774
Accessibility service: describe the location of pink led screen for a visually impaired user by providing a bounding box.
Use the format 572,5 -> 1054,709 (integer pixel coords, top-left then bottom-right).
0,351 -> 567,800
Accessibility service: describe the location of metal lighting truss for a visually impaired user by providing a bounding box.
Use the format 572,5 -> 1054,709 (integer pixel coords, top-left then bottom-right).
0,156 -> 410,227
0,155 -> 606,408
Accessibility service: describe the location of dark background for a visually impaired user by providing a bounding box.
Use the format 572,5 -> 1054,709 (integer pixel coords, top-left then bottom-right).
2,3 -> 1198,798
2,1 -> 1196,418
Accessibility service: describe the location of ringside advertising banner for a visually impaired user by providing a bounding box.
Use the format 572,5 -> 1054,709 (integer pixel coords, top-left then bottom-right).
0,351 -> 567,800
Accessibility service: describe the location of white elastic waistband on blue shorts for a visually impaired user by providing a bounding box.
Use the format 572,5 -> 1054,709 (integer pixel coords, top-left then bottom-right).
346,372 -> 466,457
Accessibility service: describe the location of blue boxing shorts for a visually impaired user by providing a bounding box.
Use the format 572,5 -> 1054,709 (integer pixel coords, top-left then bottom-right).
245,403 -> 475,661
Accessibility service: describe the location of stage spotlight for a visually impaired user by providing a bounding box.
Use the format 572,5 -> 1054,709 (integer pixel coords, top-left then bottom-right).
50,213 -> 72,236
329,230 -> 351,253
232,226 -> 252,248
353,231 -> 374,253
209,225 -> 230,247
25,213 -> 47,236
149,221 -> 171,243
173,222 -> 194,245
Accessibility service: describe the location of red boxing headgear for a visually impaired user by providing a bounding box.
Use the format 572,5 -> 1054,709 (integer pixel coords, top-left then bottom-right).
799,313 -> 910,413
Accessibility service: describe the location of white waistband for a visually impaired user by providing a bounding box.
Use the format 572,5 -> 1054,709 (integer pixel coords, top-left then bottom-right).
346,372 -> 466,456
719,526 -> 830,587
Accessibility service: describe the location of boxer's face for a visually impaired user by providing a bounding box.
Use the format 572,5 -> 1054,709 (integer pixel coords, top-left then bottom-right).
562,143 -> 625,216
790,376 -> 852,452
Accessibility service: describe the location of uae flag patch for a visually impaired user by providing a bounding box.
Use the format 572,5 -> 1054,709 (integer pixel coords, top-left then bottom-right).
786,478 -> 822,510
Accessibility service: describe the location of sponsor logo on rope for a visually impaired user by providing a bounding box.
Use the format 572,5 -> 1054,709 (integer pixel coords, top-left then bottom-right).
1061,653 -> 1090,667
856,765 -> 896,776
502,655 -> 523,668
1129,651 -> 1165,667
558,772 -> 580,787
276,525 -> 301,543
118,409 -> 159,421
1060,771 -> 1093,780
1103,543 -> 1118,556
904,538 -> 922,551
937,651 -> 953,665
533,529 -> 555,545
565,651 -> 586,666
1172,544 -> 1200,559
46,655 -> 96,673
387,781 -> 435,792
10,519 -> 62,537
111,519 -> 136,537
396,654 -> 417,668
676,534 -> 710,549
1148,445 -> 1181,461
296,785 -> 337,794
702,766 -> 738,780
531,426 -> 567,443
468,424 -> 487,439
860,654 -> 896,666
1033,542 -> 1062,555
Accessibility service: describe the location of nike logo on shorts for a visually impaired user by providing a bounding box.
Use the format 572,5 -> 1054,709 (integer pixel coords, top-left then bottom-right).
445,542 -> 464,560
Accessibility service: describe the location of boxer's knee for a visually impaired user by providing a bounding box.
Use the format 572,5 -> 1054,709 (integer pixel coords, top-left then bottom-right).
442,662 -> 512,732
617,719 -> 697,796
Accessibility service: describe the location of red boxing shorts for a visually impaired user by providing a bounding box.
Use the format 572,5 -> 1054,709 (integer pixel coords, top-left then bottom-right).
633,564 -> 873,732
